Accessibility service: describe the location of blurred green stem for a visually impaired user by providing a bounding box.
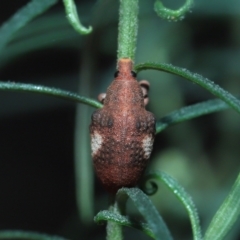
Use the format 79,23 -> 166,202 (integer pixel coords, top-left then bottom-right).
74,38 -> 95,223
0,230 -> 67,240
118,0 -> 138,61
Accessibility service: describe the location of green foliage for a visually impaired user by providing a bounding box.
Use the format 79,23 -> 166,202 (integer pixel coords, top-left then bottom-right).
95,188 -> 173,240
141,171 -> 202,240
135,62 -> 240,115
95,210 -> 155,239
117,188 -> 173,240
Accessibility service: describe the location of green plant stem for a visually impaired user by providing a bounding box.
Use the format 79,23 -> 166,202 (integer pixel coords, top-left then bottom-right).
204,172 -> 240,240
0,81 -> 102,108
118,0 -> 139,61
135,62 -> 240,115
0,230 -> 67,240
106,195 -> 124,240
0,0 -> 58,50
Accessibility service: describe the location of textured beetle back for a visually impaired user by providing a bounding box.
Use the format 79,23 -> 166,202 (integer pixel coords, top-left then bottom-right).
90,59 -> 155,193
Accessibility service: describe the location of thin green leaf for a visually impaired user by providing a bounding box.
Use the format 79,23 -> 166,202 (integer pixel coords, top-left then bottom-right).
94,210 -> 155,239
118,0 -> 139,60
63,0 -> 92,35
142,171 -> 202,240
204,172 -> 240,240
135,62 -> 240,115
0,230 -> 68,240
117,188 -> 173,240
156,98 -> 230,134
0,0 -> 58,50
0,81 -> 102,108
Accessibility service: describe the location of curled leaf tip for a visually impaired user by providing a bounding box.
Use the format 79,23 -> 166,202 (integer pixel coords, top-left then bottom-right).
154,0 -> 193,22
142,171 -> 202,240
63,0 -> 92,35
140,178 -> 159,196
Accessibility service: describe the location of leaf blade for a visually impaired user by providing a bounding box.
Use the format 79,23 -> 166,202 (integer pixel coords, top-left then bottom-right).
142,171 -> 202,240
0,81 -> 102,108
204,173 -> 240,240
0,0 -> 58,50
117,188 -> 173,240
94,210 -> 155,239
156,98 -> 230,133
135,62 -> 240,115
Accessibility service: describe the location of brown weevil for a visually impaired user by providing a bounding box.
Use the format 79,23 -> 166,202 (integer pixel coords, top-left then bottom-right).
90,58 -> 155,193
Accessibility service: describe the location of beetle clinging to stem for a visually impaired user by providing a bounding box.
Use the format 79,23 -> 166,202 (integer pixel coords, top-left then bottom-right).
90,58 -> 155,193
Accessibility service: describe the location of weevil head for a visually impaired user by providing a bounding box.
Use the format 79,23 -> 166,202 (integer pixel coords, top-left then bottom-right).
103,59 -> 144,109
114,58 -> 137,81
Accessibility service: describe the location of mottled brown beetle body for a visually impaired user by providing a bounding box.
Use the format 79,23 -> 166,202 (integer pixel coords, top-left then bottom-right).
90,59 -> 155,193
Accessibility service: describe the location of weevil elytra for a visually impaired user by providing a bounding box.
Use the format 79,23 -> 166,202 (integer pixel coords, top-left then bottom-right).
90,58 -> 155,193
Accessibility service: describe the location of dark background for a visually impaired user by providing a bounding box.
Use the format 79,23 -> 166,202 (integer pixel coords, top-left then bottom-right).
0,0 -> 240,239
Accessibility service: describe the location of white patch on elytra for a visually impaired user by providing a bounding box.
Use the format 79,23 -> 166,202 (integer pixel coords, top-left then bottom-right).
142,135 -> 154,159
91,131 -> 103,156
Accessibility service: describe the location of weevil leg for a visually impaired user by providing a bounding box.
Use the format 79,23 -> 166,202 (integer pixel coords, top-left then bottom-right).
98,93 -> 106,104
139,80 -> 150,106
